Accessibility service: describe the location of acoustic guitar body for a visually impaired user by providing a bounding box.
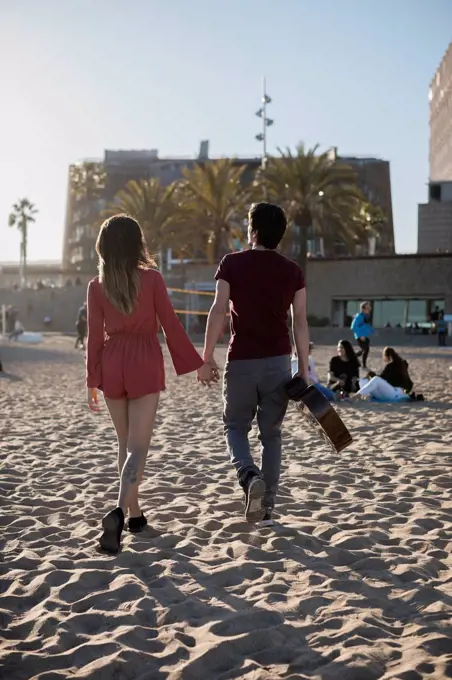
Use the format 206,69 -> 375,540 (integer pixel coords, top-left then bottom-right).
285,377 -> 353,454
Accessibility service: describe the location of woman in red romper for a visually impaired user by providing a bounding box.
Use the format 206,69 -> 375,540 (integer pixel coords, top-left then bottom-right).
86,214 -> 215,553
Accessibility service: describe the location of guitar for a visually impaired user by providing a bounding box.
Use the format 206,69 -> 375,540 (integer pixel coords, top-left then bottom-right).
285,376 -> 353,453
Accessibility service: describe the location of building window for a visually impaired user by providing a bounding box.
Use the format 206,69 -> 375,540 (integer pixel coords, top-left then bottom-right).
345,300 -> 361,326
372,300 -> 406,327
430,300 -> 445,319
407,300 -> 428,324
341,299 -> 445,328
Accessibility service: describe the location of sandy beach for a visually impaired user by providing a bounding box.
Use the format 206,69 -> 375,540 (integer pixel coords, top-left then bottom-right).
1,338 -> 452,680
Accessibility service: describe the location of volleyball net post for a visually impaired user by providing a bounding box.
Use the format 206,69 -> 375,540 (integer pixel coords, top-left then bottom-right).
167,286 -> 229,339
1,304 -> 6,338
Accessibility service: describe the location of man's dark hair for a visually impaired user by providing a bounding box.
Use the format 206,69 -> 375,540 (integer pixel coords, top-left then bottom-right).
248,202 -> 287,249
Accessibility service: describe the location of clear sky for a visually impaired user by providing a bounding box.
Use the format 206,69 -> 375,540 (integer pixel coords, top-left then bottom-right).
0,0 -> 451,262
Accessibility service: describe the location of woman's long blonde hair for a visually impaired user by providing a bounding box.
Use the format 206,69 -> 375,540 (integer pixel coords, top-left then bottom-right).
96,214 -> 156,315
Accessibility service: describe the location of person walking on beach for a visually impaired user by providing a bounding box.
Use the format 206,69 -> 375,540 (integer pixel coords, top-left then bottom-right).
436,311 -> 447,347
75,302 -> 88,349
86,214 -> 216,554
202,202 -> 309,525
351,301 -> 375,368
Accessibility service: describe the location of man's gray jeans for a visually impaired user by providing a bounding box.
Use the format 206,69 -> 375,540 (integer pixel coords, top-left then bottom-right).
223,354 -> 292,510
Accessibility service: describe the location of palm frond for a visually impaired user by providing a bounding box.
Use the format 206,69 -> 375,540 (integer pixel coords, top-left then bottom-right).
103,178 -> 183,252
260,143 -> 375,260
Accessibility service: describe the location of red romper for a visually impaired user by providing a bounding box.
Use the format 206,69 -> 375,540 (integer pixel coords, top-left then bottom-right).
86,269 -> 204,399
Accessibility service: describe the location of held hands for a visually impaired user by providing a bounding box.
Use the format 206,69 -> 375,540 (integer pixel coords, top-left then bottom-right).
197,359 -> 220,387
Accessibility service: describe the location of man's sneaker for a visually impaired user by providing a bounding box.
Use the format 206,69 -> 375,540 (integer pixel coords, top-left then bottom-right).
245,475 -> 266,522
260,510 -> 274,527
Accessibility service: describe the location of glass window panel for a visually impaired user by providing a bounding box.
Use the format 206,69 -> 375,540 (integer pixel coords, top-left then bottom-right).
345,300 -> 361,327
430,300 -> 445,315
372,300 -> 383,327
373,300 -> 406,327
407,300 -> 429,324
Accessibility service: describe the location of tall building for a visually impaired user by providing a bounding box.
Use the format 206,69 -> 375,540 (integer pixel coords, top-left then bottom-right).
62,162 -> 106,272
429,41 -> 452,181
418,180 -> 452,253
417,42 -> 452,253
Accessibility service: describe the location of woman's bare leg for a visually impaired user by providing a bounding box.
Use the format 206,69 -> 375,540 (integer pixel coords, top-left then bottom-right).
117,393 -> 159,516
105,397 -> 141,518
105,397 -> 128,473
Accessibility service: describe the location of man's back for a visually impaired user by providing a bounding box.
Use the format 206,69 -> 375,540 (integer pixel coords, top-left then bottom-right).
215,249 -> 304,360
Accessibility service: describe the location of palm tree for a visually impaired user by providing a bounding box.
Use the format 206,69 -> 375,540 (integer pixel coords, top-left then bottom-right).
104,178 -> 183,262
176,159 -> 250,263
361,201 -> 387,237
347,202 -> 388,255
8,198 -> 38,287
260,144 -> 366,266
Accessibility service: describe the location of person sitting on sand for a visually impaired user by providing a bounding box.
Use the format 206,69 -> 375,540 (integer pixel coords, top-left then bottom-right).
327,340 -> 360,397
292,342 -> 335,400
201,202 -> 309,526
86,214 -> 217,554
351,346 -> 413,402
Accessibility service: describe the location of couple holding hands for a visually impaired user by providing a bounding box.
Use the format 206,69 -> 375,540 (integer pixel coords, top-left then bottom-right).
86,202 -> 308,553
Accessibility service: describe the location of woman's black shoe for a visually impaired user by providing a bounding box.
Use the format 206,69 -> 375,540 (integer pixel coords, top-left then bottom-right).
127,513 -> 147,533
99,507 -> 124,554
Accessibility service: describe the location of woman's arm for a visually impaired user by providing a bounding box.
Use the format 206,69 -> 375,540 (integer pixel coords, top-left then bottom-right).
379,364 -> 393,383
327,358 -> 342,386
154,272 -> 204,375
86,281 -> 105,388
327,372 -> 342,387
309,357 -> 319,384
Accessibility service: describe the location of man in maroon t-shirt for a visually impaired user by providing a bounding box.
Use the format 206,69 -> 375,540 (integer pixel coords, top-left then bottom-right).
201,202 -> 309,524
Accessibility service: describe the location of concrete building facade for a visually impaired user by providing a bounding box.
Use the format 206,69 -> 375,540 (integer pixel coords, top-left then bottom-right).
417,43 -> 452,254
306,254 -> 450,327
2,255 -> 450,337
418,180 -> 452,253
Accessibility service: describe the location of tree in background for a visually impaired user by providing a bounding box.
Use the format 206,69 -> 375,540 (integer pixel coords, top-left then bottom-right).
101,149 -> 386,271
175,159 -> 251,263
8,198 -> 38,287
356,202 -> 387,254
104,178 -> 183,266
259,144 -> 369,266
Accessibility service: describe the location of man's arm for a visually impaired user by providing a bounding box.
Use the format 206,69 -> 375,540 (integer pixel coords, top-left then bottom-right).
203,279 -> 230,363
291,288 -> 310,384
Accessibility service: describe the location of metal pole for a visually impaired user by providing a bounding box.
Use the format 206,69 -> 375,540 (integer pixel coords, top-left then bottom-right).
262,77 -> 267,165
255,77 -> 272,172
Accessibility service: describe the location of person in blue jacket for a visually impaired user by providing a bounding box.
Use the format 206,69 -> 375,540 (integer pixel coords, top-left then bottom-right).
436,311 -> 447,347
351,301 -> 375,368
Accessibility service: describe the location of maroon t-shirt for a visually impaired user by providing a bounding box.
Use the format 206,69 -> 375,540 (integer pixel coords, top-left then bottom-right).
215,249 -> 305,361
